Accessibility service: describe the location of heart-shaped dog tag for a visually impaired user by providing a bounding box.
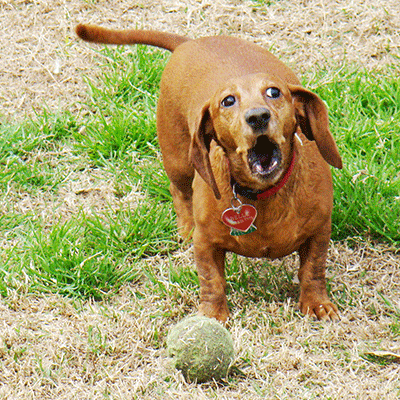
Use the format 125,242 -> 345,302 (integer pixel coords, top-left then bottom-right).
221,204 -> 257,236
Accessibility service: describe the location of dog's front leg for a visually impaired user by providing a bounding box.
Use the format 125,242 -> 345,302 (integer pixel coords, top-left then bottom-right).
297,228 -> 340,321
193,234 -> 229,323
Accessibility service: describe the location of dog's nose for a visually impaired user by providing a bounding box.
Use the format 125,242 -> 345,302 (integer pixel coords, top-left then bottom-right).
245,107 -> 271,131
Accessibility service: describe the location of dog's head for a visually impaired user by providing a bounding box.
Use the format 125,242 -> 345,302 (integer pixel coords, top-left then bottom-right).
189,73 -> 342,199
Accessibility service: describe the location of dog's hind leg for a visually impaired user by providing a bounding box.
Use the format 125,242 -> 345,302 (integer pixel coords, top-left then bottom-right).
156,101 -> 195,240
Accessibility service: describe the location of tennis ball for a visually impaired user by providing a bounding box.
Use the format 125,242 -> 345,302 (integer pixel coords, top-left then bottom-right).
166,315 -> 234,383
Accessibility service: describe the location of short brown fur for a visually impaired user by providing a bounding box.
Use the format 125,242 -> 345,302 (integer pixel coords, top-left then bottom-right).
76,24 -> 342,322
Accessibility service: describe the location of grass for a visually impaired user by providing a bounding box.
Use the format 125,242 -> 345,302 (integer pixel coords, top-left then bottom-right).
75,46 -> 166,162
19,202 -> 176,298
0,45 -> 399,301
2,1 -> 399,398
0,46 -> 177,299
304,64 -> 400,244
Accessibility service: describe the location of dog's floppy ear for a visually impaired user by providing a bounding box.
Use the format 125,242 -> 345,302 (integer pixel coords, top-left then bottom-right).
289,85 -> 343,169
189,103 -> 221,199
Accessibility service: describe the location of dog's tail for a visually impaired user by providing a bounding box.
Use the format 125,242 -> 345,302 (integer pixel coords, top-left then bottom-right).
75,24 -> 189,52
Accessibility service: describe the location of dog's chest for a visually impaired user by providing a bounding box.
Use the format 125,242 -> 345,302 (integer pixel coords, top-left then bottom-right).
233,222 -> 303,259
222,203 -> 312,259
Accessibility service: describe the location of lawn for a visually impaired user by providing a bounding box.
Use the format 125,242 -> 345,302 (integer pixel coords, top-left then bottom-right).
0,1 -> 399,399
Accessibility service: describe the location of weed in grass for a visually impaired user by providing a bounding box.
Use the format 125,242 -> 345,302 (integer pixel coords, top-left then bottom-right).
142,261 -> 189,300
0,212 -> 27,239
87,325 -> 113,356
3,157 -> 56,191
361,351 -> 400,366
34,353 -> 59,388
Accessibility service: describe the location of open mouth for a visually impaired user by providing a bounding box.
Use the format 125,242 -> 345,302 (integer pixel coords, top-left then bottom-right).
247,135 -> 281,178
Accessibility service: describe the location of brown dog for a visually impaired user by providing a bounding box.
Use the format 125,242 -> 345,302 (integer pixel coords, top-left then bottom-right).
76,24 -> 343,322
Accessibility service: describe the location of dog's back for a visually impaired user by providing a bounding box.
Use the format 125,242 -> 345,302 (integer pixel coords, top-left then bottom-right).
161,36 -> 301,111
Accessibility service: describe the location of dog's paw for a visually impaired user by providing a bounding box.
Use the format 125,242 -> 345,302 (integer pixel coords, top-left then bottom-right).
198,301 -> 230,324
298,300 -> 340,322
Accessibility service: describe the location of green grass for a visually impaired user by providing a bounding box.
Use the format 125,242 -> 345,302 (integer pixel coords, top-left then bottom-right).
305,64 -> 400,243
0,46 -> 398,300
0,111 -> 78,192
0,46 -> 175,298
16,202 -> 177,298
74,45 -> 166,163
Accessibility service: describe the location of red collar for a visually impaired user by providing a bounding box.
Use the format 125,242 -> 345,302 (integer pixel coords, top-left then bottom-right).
231,152 -> 296,201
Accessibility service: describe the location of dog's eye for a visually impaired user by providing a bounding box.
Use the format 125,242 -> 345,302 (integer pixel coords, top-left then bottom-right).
221,95 -> 236,108
266,87 -> 281,99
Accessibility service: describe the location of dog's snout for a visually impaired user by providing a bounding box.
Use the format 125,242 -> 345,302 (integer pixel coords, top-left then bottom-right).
245,107 -> 271,131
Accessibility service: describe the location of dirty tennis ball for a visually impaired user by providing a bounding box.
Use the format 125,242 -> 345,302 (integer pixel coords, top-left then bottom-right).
166,315 -> 234,383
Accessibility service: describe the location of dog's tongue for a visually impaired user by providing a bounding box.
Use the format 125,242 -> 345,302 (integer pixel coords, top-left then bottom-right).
253,162 -> 265,175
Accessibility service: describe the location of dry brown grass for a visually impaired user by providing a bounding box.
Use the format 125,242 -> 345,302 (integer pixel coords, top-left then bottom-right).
1,0 -> 399,119
1,242 -> 399,399
0,0 -> 399,399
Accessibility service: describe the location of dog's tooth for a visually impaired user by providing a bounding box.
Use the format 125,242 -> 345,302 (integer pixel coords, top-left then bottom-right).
270,159 -> 278,170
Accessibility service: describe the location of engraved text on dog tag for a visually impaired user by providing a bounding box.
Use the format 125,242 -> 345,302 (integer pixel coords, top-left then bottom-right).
221,204 -> 257,236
